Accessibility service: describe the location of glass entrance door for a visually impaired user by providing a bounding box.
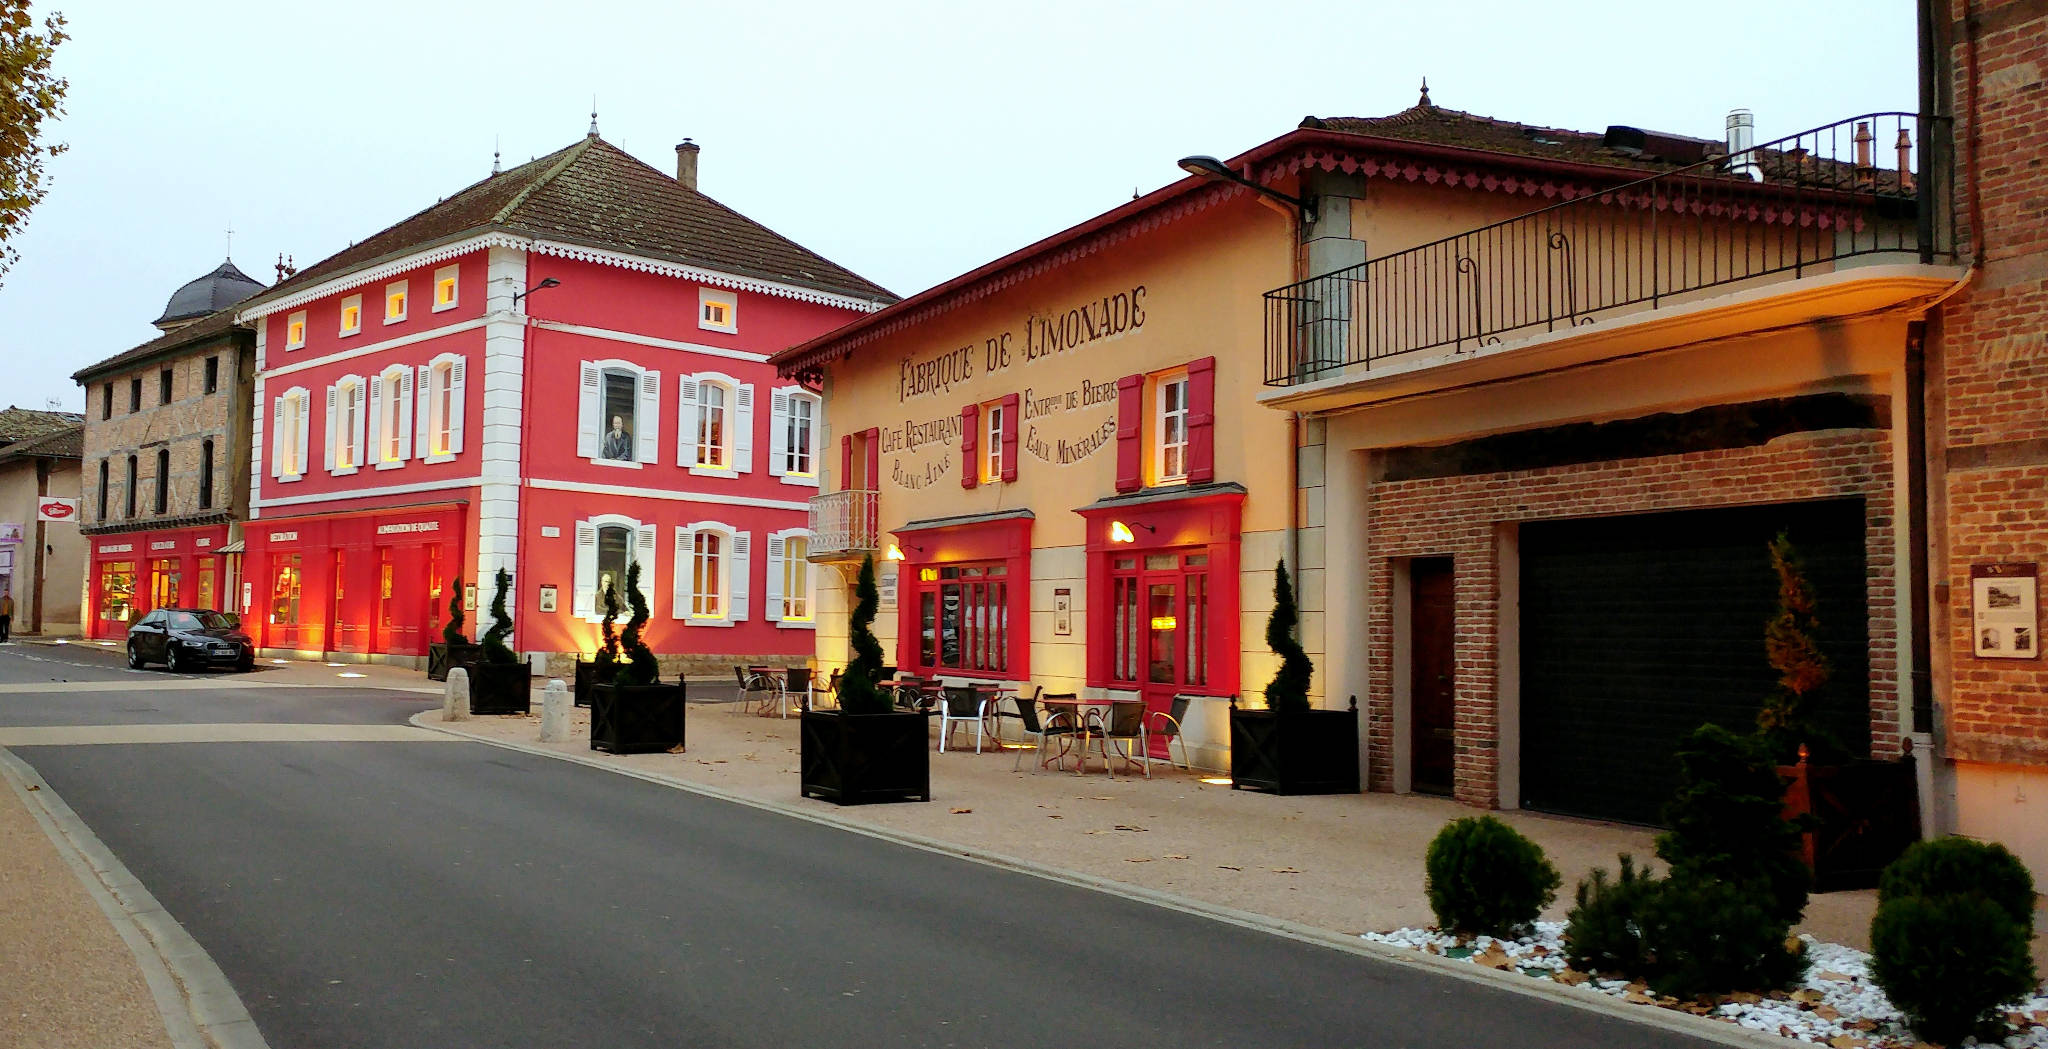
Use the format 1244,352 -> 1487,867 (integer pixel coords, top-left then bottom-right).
1111,551 -> 1212,758
196,557 -> 218,611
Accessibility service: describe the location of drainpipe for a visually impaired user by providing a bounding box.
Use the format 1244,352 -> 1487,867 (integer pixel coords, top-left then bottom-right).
1904,321 -> 1933,737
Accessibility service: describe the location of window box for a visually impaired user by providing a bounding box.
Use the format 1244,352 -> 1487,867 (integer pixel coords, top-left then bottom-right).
799,708 -> 931,805
1227,699 -> 1360,796
589,681 -> 687,754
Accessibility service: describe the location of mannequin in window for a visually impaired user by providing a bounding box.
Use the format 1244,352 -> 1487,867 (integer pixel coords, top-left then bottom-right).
602,414 -> 633,461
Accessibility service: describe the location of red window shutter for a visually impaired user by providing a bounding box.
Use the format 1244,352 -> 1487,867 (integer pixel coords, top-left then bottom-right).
959,404 -> 979,489
1000,393 -> 1020,483
1114,374 -> 1143,493
863,427 -> 880,490
1187,356 -> 1217,484
840,434 -> 854,490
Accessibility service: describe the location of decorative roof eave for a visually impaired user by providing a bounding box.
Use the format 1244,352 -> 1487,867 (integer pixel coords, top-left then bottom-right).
80,510 -> 236,537
236,228 -> 889,324
72,316 -> 251,384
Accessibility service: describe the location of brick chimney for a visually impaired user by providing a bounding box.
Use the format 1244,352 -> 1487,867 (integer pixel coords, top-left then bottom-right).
674,138 -> 700,191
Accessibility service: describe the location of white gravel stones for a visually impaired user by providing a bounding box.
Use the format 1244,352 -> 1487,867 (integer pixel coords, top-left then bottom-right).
1361,923 -> 2048,1047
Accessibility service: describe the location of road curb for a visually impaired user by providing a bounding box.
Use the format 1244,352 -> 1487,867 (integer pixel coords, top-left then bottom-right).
408,711 -> 1793,1049
0,749 -> 269,1049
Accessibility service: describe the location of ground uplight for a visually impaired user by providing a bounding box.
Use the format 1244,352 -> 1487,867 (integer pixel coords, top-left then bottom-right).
1200,777 -> 1233,785
337,672 -> 367,679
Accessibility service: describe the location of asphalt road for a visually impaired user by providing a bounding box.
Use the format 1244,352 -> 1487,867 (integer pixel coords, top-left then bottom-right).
1,643 -> 1719,1049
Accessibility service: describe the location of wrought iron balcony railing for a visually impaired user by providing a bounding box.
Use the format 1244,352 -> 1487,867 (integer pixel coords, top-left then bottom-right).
1264,112 -> 1954,386
807,488 -> 880,561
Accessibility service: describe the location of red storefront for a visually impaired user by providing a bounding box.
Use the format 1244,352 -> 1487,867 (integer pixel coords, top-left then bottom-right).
86,523 -> 235,640
891,512 -> 1035,682
244,503 -> 468,660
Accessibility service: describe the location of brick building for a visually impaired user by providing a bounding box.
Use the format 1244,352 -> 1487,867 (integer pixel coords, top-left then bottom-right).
1926,0 -> 2048,875
72,260 -> 262,638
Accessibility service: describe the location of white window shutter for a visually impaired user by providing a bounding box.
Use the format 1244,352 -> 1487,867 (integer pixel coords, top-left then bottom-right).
634,523 -> 658,616
351,382 -> 367,466
729,530 -> 751,622
414,365 -> 430,459
272,396 -> 285,478
324,386 -> 338,471
397,368 -> 415,461
576,362 -> 600,459
768,388 -> 790,478
764,532 -> 786,622
572,521 -> 597,617
671,527 -> 692,619
676,377 -> 701,467
449,359 -> 467,455
733,383 -> 755,473
294,398 -> 309,476
367,375 -> 383,464
636,370 -> 660,465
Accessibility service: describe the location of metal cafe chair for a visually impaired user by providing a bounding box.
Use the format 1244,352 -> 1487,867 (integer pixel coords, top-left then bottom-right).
1088,698 -> 1151,779
1151,694 -> 1196,771
773,667 -> 812,719
936,686 -> 990,753
1017,692 -> 1082,773
733,665 -> 777,715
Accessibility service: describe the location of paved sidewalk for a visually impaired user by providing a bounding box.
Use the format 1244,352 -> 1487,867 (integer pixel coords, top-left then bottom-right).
424,699 -> 1895,952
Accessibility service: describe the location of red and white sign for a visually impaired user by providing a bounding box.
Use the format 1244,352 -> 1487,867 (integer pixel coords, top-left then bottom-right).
36,498 -> 77,522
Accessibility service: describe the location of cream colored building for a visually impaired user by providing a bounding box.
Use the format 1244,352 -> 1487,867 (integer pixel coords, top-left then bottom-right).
0,412 -> 85,635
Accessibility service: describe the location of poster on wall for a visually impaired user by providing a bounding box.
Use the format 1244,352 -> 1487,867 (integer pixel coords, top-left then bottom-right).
1972,563 -> 2039,660
1054,588 -> 1072,635
878,564 -> 898,612
538,585 -> 558,613
0,521 -> 22,543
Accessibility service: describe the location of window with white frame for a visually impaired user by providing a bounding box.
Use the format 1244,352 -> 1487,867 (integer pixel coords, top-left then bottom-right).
271,387 -> 310,481
769,387 -> 819,484
385,281 -> 409,324
984,399 -> 1006,483
766,529 -> 814,625
369,365 -> 413,468
339,295 -> 363,336
416,354 -> 465,461
698,287 -> 737,333
577,360 -> 659,466
674,522 -> 749,624
285,311 -> 307,350
1155,372 -> 1189,484
572,515 -> 657,620
679,373 -> 752,475
432,265 -> 459,312
326,376 -> 366,474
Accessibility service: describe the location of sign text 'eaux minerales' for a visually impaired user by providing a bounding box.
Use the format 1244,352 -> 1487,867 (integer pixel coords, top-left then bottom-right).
896,286 -> 1147,403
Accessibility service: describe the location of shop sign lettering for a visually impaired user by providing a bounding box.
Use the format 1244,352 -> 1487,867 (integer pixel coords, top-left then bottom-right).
99,543 -> 134,554
196,538 -> 211,548
376,521 -> 441,535
269,531 -> 298,542
1025,419 -> 1118,465
891,454 -> 954,491
150,540 -> 177,551
896,285 -> 1147,404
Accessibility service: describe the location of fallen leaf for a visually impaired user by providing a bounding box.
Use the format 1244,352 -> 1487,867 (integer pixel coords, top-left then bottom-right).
1728,991 -> 1763,1005
1813,1004 -> 1841,1021
1826,1036 -> 1865,1049
1126,857 -> 1153,863
1815,970 -> 1854,983
1625,982 -> 1649,995
668,746 -> 687,754
1682,1004 -> 1713,1016
1846,1019 -> 1879,1032
1553,970 -> 1589,986
1474,945 -> 1512,970
1268,867 -> 1303,875
1045,814 -> 1063,819
1790,988 -> 1826,1005
1163,854 -> 1189,860
1112,824 -> 1147,832
948,808 -> 972,815
24,784 -> 37,791
1624,990 -> 1656,1005
1217,865 -> 1241,871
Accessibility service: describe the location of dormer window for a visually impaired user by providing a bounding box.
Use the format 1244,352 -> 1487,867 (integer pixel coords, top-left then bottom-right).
339,295 -> 363,337
286,311 -> 307,350
432,265 -> 459,312
698,288 -> 737,334
385,281 -> 409,324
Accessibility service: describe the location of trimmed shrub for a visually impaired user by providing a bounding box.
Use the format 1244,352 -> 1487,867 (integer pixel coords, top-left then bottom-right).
1564,854 -> 1660,977
1655,723 -> 1809,925
1637,876 -> 1807,999
1869,892 -> 2037,1045
1263,560 -> 1313,714
442,576 -> 466,645
1877,835 -> 2036,928
616,562 -> 659,686
836,555 -> 890,715
590,581 -> 620,685
479,567 -> 517,665
1424,816 -> 1561,937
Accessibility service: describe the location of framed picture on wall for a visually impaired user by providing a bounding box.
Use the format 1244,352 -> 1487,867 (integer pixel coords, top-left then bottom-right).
1054,588 -> 1072,636
538,585 -> 558,613
1972,563 -> 2039,660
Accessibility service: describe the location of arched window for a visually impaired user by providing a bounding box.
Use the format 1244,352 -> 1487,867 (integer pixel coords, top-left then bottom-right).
769,387 -> 820,486
679,372 -> 752,475
674,522 -> 749,624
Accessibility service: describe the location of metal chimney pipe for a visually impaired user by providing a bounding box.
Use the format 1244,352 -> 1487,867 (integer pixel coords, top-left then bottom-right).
674,138 -> 700,191
1726,108 -> 1761,181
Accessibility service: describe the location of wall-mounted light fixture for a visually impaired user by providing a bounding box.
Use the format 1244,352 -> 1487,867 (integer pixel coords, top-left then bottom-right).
885,543 -> 906,561
511,277 -> 562,307
1109,520 -> 1155,544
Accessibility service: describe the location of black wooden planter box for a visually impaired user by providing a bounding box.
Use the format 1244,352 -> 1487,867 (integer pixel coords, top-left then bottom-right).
573,660 -> 604,708
427,642 -> 482,682
1229,698 -> 1361,796
799,709 -> 931,805
589,681 -> 686,754
1782,744 -> 1921,893
467,662 -> 532,715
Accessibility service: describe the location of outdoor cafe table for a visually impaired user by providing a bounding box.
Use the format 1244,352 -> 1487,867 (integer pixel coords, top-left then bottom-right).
1035,694 -> 1148,777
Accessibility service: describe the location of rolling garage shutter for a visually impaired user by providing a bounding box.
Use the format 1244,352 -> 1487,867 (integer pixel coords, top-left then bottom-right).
1518,499 -> 1870,825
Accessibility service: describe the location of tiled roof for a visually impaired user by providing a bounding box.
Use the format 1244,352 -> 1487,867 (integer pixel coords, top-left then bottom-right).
72,307 -> 249,384
242,136 -> 894,311
0,406 -> 85,443
0,422 -> 83,462
1304,102 -> 1714,175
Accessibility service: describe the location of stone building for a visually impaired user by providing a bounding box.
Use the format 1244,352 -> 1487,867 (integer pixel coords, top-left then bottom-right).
72,260 -> 262,637
0,408 -> 85,634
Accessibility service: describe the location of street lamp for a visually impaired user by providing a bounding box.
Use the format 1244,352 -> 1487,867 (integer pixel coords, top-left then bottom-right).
1176,155 -> 1317,225
511,277 -> 562,307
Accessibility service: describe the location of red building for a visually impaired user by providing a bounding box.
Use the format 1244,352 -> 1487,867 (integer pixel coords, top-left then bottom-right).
234,132 -> 892,672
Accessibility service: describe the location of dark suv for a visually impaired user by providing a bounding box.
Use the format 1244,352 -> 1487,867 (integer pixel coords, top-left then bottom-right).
126,608 -> 255,673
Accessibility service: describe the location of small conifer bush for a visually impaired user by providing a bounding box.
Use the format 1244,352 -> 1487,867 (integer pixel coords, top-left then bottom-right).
1870,892 -> 2037,1045
1877,835 -> 2036,927
1637,876 -> 1808,999
1655,723 -> 1810,925
1563,854 -> 1660,977
1424,816 -> 1561,938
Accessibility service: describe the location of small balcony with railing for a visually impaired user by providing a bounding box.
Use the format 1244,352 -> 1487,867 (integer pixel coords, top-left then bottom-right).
1260,113 -> 1962,411
807,487 -> 880,564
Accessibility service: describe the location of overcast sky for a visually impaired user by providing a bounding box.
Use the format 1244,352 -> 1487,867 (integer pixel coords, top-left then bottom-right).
0,0 -> 1917,413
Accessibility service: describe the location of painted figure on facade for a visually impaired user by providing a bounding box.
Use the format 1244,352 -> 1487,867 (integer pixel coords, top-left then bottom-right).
602,414 -> 633,460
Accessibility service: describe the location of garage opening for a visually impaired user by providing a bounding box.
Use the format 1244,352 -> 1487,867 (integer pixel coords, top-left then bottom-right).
1518,499 -> 1870,824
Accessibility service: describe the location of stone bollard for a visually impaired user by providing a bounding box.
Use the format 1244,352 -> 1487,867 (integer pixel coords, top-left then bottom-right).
539,679 -> 570,742
444,667 -> 471,721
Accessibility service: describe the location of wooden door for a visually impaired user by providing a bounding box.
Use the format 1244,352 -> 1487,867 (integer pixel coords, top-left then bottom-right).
1409,557 -> 1456,796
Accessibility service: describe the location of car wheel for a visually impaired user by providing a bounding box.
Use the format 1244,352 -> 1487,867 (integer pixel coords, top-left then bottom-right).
127,643 -> 144,670
236,657 -> 255,673
166,645 -> 183,674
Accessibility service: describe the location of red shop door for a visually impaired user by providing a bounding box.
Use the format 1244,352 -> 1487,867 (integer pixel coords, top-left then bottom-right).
1113,551 -> 1214,758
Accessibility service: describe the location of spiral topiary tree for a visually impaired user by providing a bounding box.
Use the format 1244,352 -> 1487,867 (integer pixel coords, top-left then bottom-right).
1757,532 -> 1835,763
616,561 -> 659,686
591,581 -> 621,684
836,554 -> 889,715
479,567 -> 517,665
1264,559 -> 1313,713
442,576 -> 467,646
